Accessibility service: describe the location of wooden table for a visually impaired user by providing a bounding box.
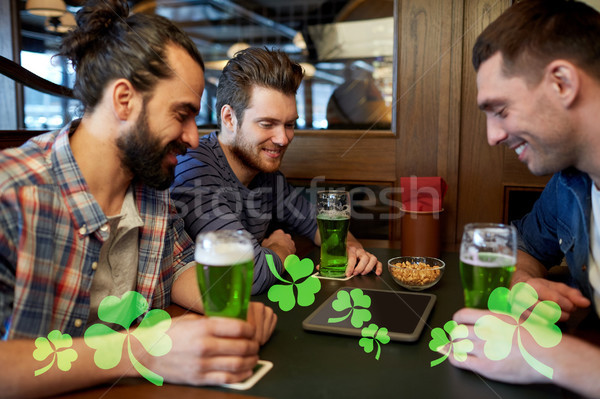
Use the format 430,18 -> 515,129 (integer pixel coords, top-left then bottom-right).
57,248 -> 581,398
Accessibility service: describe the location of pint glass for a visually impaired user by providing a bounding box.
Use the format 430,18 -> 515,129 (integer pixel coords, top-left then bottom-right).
195,230 -> 254,319
317,190 -> 351,278
459,223 -> 517,309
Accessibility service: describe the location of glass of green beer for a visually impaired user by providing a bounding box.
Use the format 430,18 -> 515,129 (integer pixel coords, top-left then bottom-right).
195,230 -> 254,319
459,223 -> 517,309
317,190 -> 351,278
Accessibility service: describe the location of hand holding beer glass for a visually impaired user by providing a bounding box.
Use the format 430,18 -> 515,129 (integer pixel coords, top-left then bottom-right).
317,190 -> 351,278
459,223 -> 517,309
195,230 -> 254,319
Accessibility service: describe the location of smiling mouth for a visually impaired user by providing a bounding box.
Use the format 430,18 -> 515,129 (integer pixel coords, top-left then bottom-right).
514,142 -> 528,156
263,148 -> 284,157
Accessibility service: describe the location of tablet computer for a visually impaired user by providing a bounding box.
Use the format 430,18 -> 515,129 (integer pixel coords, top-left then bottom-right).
302,287 -> 436,342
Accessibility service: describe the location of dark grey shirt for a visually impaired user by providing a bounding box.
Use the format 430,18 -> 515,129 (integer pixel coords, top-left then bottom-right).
171,132 -> 317,294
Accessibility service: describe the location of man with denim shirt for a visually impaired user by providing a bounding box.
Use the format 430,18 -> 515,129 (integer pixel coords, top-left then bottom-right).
0,1 -> 276,397
448,1 -> 600,396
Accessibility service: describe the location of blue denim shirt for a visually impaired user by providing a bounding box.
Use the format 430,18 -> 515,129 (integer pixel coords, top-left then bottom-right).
512,168 -> 593,301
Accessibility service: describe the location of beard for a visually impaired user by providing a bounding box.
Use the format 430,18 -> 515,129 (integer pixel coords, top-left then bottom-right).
230,131 -> 285,175
116,105 -> 187,190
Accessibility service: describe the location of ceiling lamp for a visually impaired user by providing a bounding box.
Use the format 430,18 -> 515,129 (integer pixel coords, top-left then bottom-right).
26,0 -> 66,17
227,42 -> 250,59
45,12 -> 76,33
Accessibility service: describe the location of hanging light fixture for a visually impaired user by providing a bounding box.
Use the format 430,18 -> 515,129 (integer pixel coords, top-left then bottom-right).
45,12 -> 76,33
26,0 -> 66,17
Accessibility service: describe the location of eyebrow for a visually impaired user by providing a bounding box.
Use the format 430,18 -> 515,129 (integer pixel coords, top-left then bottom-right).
175,103 -> 199,116
477,100 -> 502,112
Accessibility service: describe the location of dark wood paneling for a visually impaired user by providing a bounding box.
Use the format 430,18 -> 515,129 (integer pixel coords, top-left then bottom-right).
280,132 -> 396,183
395,0 -> 464,245
457,0 -> 511,237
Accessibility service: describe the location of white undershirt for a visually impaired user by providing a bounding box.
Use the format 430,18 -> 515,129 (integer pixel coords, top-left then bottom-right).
588,183 -> 600,317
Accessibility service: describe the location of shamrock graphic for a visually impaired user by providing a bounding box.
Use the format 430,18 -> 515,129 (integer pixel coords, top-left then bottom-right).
359,323 -> 390,360
474,282 -> 562,379
84,291 -> 172,386
429,320 -> 474,367
33,330 -> 78,376
267,254 -> 321,311
327,288 -> 372,328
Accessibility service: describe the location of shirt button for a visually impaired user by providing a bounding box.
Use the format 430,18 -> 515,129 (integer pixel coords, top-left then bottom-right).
74,319 -> 83,328
91,262 -> 98,270
582,264 -> 587,271
559,238 -> 563,245
78,225 -> 87,235
100,224 -> 109,232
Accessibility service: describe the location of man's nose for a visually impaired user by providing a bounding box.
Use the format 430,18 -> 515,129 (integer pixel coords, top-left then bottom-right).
181,117 -> 199,149
486,118 -> 508,146
272,126 -> 292,147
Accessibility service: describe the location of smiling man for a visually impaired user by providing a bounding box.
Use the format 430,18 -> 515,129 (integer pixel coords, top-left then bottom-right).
171,47 -> 382,294
449,1 -> 600,396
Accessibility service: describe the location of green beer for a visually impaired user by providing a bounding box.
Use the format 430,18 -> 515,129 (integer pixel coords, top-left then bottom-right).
459,252 -> 515,309
317,213 -> 350,277
195,235 -> 254,319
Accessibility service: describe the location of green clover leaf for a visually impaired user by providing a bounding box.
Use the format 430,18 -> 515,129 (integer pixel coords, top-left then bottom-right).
429,321 -> 473,367
33,330 -> 78,376
359,323 -> 390,360
474,282 -> 563,379
266,254 -> 321,311
328,289 -> 372,328
84,291 -> 173,386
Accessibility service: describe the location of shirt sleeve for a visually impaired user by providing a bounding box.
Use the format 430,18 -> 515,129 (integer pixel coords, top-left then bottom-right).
171,154 -> 284,295
0,188 -> 19,339
512,173 -> 565,269
271,173 -> 318,241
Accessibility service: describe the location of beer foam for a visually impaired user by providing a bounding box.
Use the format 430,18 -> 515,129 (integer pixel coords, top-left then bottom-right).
460,252 -> 515,267
195,242 -> 254,266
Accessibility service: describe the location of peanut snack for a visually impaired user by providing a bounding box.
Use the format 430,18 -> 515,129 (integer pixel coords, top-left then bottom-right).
390,260 -> 441,286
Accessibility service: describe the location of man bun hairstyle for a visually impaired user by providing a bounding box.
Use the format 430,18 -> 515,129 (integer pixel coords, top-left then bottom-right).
59,0 -> 204,111
215,47 -> 304,129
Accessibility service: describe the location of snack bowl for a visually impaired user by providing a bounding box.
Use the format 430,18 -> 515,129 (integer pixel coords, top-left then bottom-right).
387,256 -> 445,291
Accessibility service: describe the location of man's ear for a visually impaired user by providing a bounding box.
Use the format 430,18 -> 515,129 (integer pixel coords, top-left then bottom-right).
112,79 -> 141,121
220,104 -> 238,133
545,60 -> 579,108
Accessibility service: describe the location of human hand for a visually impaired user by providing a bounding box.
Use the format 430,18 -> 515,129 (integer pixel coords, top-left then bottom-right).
448,308 -> 551,385
148,314 -> 259,386
345,241 -> 382,276
246,302 -> 277,345
262,229 -> 295,266
513,277 -> 590,321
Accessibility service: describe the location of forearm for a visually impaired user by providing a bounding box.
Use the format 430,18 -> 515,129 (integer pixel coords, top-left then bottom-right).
551,335 -> 600,398
347,232 -> 363,248
172,266 -> 204,314
511,249 -> 548,285
0,337 -> 135,398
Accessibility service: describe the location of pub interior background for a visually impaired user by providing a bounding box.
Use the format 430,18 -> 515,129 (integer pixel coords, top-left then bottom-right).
6,0 -> 598,249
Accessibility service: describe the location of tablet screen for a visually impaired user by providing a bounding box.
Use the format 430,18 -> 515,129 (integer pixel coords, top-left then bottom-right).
302,288 -> 436,342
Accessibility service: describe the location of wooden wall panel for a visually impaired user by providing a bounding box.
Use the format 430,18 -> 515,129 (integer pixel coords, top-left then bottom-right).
280,133 -> 396,183
456,0 -> 511,237
395,0 -> 464,246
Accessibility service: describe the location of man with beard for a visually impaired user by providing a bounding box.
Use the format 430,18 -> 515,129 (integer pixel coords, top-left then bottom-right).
0,1 -> 276,397
448,1 -> 600,396
171,47 -> 382,295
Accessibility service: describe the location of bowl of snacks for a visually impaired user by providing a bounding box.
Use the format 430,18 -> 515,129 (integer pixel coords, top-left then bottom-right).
387,256 -> 445,291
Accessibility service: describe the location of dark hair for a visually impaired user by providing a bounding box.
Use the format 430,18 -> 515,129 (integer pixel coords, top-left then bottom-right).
58,0 -> 204,111
473,0 -> 600,83
215,47 -> 304,128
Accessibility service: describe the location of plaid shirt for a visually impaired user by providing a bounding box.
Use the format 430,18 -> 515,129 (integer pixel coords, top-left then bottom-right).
0,122 -> 195,339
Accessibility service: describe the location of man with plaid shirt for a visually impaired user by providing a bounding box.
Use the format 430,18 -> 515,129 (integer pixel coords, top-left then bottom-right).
0,0 -> 275,397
